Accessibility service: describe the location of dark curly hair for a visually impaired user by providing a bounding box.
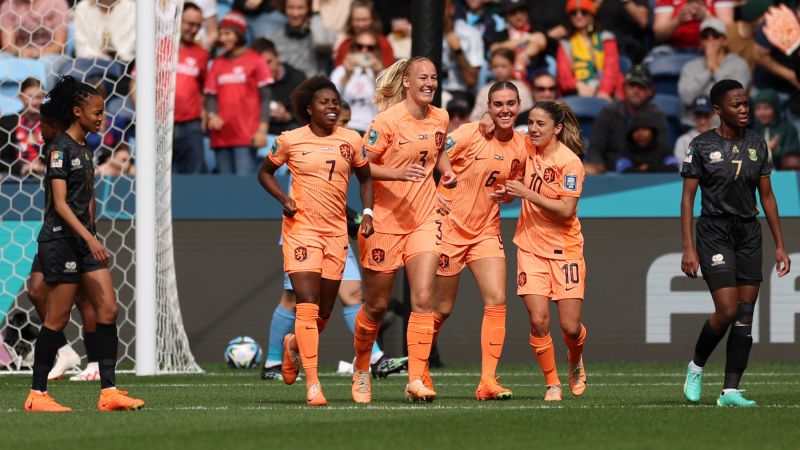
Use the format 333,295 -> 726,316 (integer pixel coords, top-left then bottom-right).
41,75 -> 101,131
290,75 -> 341,126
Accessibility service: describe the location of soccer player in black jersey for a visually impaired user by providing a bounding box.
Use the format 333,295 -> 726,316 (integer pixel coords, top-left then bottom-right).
24,76 -> 144,412
679,79 -> 792,407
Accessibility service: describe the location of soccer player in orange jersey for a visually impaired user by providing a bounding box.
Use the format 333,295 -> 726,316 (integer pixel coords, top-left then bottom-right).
431,82 -> 528,401
352,57 -> 457,403
501,101 -> 588,402
257,76 -> 374,406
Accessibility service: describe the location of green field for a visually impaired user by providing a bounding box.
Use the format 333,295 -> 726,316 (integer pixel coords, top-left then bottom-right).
1,362 -> 799,450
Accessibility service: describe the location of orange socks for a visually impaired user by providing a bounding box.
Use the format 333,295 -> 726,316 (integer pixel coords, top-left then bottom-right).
481,305 -> 506,379
530,333 -> 560,386
353,308 -> 379,372
432,312 -> 446,343
295,303 -> 320,387
564,324 -> 586,364
407,312 -> 434,382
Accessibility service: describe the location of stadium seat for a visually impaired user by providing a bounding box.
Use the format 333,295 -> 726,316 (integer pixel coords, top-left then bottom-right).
647,53 -> 697,96
0,95 -> 23,115
618,55 -> 632,75
0,58 -> 47,98
652,94 -> 683,148
560,95 -> 610,143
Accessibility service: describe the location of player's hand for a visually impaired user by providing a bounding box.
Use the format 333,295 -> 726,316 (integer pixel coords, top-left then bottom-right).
681,247 -> 700,278
360,214 -> 374,238
440,170 -> 457,188
88,236 -> 110,267
490,184 -> 509,202
764,4 -> 800,55
207,114 -> 224,130
436,192 -> 452,215
478,113 -> 495,139
776,247 -> 792,277
282,198 -> 297,218
399,164 -> 426,181
503,180 -> 528,199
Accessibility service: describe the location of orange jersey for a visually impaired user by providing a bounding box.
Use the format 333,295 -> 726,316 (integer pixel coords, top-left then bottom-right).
513,141 -> 585,259
438,122 -> 527,244
268,125 -> 367,236
364,102 -> 449,234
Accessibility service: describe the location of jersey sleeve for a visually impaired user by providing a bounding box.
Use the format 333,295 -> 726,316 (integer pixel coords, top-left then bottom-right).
444,123 -> 473,164
267,132 -> 290,166
759,139 -> 773,176
363,114 -> 391,157
350,134 -> 368,168
47,145 -> 70,180
680,139 -> 704,179
559,158 -> 585,198
203,59 -> 218,95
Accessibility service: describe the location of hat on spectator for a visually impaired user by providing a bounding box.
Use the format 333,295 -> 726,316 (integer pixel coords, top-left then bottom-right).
219,11 -> 248,37
739,0 -> 771,22
690,95 -> 713,114
502,0 -> 527,14
700,17 -> 727,37
624,64 -> 653,87
566,0 -> 596,15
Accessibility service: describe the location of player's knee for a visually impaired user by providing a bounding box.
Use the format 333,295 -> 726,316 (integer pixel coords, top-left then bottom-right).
363,298 -> 388,320
735,302 -> 755,325
559,320 -> 581,338
28,284 -> 44,306
339,284 -> 362,305
97,301 -> 118,322
715,305 -> 737,325
411,289 -> 433,310
483,292 -> 505,307
44,312 -> 70,331
529,315 -> 550,335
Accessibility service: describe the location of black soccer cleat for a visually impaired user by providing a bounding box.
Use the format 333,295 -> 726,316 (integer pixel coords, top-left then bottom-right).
261,364 -> 283,381
371,356 -> 408,379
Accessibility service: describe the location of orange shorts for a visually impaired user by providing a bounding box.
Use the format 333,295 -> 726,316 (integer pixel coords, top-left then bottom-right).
437,235 -> 505,277
282,233 -> 349,280
516,249 -> 585,300
358,219 -> 441,273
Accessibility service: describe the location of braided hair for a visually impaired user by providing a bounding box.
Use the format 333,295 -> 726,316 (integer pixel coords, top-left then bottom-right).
41,75 -> 101,131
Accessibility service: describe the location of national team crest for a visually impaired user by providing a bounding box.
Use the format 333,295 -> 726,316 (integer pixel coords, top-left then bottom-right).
543,167 -> 556,183
748,148 -> 758,161
438,254 -> 450,269
435,131 -> 445,148
510,159 -> 522,176
294,247 -> 308,262
517,272 -> 527,287
339,143 -> 353,160
372,248 -> 385,263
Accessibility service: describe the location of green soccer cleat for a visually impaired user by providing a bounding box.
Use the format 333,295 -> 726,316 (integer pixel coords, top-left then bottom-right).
683,363 -> 703,403
717,390 -> 756,407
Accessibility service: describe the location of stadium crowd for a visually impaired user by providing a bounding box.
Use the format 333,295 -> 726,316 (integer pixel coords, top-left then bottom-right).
2,0 -> 800,177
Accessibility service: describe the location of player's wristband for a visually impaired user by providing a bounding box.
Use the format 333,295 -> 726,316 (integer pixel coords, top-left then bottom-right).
362,208 -> 373,217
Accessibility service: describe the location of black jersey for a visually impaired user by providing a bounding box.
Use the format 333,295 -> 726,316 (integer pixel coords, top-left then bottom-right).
38,132 -> 95,242
680,129 -> 772,219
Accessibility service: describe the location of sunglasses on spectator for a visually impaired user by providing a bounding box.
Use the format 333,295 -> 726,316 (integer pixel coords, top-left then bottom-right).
701,30 -> 723,40
569,9 -> 592,17
534,85 -> 557,92
354,43 -> 377,51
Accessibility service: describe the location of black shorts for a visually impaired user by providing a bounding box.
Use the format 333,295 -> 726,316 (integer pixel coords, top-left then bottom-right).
30,251 -> 42,274
696,216 -> 762,284
38,238 -> 103,284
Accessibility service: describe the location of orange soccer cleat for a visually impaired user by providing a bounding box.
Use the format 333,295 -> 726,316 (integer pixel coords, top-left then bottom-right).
351,369 -> 371,404
544,384 -> 562,402
282,334 -> 301,385
24,390 -> 71,412
306,382 -> 328,406
98,388 -> 145,411
568,355 -> 587,397
404,379 -> 437,403
475,377 -> 513,401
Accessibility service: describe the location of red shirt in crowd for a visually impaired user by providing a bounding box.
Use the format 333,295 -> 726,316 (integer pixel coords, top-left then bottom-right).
175,43 -> 209,123
654,0 -> 735,49
204,49 -> 273,148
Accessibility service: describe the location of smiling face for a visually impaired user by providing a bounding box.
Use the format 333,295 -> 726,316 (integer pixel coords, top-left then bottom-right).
488,87 -> 520,133
308,88 -> 341,132
218,27 -> 239,52
181,8 -> 203,45
74,94 -> 105,134
285,0 -> 310,28
714,88 -> 749,130
403,59 -> 438,106
528,107 -> 562,148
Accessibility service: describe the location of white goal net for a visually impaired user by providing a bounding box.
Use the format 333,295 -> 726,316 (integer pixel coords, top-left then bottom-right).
0,0 -> 200,373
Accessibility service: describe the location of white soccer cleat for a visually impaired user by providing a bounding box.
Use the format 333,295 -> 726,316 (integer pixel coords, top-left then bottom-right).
70,362 -> 100,381
47,345 -> 81,380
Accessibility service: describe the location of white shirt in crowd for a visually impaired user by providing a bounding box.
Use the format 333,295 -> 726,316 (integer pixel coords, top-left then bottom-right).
74,0 -> 136,62
330,65 -> 379,132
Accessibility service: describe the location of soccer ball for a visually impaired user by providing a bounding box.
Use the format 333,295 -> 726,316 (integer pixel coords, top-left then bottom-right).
225,336 -> 263,369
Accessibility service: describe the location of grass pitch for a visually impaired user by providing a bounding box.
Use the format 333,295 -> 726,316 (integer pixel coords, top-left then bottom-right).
1,362 -> 799,450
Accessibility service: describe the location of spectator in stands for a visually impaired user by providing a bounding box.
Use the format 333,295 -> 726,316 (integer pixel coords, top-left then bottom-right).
442,0 -> 485,99
387,17 -> 411,60
233,0 -> 286,43
74,0 -> 136,62
446,94 -> 472,133
753,4 -> 800,96
193,0 -> 220,49
0,77 -> 46,176
458,0 -> 506,52
616,111 -> 680,173
673,94 -> 714,162
678,17 -> 750,123
556,0 -> 624,100
334,0 -> 394,69
470,48 -> 534,121
265,0 -> 337,77
252,38 -> 305,136
515,72 -> 559,128
96,146 -> 135,177
317,0 -> 355,42
330,31 -> 383,134
586,65 -> 669,173
174,2 -> 210,174
491,0 -> 549,83
724,0 -> 771,72
527,0 -> 569,42
337,100 -> 352,128
0,0 -> 69,83
205,12 -> 274,175
651,0 -> 734,55
779,151 -> 800,171
595,0 -> 650,64
753,89 -> 800,169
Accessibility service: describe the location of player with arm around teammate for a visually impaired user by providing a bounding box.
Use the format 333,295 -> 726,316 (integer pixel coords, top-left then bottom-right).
431,81 -> 528,401
257,76 -> 374,406
680,79 -> 791,407
502,101 -> 589,402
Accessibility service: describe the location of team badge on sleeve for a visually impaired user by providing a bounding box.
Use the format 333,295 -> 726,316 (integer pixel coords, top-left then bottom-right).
50,150 -> 63,168
564,174 -> 577,191
683,146 -> 694,163
270,140 -> 279,155
445,135 -> 456,152
367,128 -> 379,146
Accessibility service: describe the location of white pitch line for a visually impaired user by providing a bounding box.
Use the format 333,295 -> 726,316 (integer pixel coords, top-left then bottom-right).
3,382 -> 799,389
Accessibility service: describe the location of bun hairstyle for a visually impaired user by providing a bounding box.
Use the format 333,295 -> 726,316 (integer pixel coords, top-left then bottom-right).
372,56 -> 433,112
532,101 -> 584,155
